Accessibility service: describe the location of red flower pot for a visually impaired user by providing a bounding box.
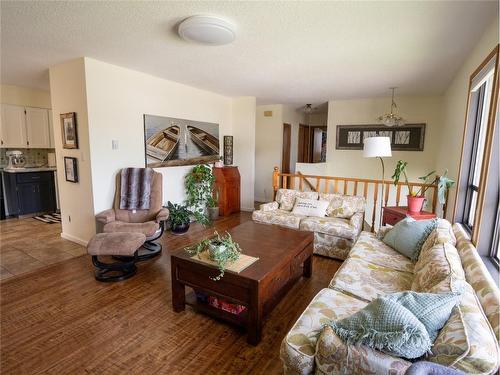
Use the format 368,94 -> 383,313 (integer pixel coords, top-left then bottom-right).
407,195 -> 425,213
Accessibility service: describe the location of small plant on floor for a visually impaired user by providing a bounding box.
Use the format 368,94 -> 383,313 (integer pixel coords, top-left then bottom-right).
185,164 -> 215,226
185,231 -> 241,281
166,201 -> 192,235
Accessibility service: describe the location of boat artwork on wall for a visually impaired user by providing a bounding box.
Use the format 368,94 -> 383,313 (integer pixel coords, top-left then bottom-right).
144,115 -> 220,167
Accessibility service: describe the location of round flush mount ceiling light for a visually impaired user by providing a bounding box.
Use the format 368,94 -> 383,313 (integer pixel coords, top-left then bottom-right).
178,15 -> 236,45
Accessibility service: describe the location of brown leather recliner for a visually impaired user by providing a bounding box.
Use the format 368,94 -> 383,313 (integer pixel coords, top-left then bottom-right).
96,170 -> 169,260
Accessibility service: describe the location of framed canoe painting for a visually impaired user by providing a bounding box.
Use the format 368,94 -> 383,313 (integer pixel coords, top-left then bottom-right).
335,123 -> 426,151
143,115 -> 220,167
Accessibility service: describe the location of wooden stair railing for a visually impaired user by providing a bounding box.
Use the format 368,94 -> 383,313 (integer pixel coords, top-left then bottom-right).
272,166 -> 445,232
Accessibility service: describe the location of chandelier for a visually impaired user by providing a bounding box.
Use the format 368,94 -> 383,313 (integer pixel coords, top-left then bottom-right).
378,87 -> 405,127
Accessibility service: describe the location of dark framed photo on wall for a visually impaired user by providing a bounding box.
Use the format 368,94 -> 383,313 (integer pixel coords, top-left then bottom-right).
60,112 -> 78,149
64,157 -> 78,183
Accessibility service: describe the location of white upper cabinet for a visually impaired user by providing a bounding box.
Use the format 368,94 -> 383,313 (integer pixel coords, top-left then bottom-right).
0,105 -> 52,149
1,104 -> 27,148
48,109 -> 55,148
25,107 -> 50,148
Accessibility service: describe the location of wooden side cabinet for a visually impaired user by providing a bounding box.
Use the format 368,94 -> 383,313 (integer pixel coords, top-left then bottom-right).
382,206 -> 436,226
213,166 -> 240,216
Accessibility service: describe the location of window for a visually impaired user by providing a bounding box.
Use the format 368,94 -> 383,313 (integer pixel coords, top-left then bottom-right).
461,71 -> 494,232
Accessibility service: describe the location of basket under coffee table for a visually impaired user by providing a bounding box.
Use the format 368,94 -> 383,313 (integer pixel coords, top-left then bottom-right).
170,220 -> 313,345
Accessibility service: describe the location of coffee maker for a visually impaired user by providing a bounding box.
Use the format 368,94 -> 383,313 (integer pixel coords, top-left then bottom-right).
6,150 -> 26,169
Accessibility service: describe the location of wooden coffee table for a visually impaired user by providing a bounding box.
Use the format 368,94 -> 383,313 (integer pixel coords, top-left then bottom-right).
170,221 -> 313,345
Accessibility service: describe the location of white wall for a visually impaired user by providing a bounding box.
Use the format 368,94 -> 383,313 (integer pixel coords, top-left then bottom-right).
1,84 -> 51,108
49,58 -> 95,245
282,105 -> 305,173
326,95 -> 444,181
232,97 -> 256,210
437,16 -> 499,218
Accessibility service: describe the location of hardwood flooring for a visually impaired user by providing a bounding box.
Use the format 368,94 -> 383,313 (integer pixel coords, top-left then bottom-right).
1,212 -> 342,374
0,218 -> 86,280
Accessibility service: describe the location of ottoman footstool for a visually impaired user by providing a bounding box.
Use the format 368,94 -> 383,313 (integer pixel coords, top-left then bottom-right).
87,232 -> 146,282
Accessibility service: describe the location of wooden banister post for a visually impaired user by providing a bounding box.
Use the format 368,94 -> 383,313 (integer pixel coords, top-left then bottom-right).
272,166 -> 280,200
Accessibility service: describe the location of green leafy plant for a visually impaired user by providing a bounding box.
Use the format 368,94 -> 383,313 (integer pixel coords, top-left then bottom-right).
207,188 -> 219,208
185,231 -> 241,281
185,165 -> 215,226
391,160 -> 455,204
166,201 -> 192,228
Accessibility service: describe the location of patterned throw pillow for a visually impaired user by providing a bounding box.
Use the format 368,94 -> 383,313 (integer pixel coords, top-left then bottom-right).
275,189 -> 318,211
382,218 -> 438,261
327,291 -> 460,359
420,219 -> 456,254
319,193 -> 365,219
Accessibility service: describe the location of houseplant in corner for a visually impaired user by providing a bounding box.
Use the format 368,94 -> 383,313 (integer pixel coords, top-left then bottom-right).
392,160 -> 455,213
166,201 -> 192,235
185,231 -> 241,281
185,164 -> 215,225
207,189 -> 220,221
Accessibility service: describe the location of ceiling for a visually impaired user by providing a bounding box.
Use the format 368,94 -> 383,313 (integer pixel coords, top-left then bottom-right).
1,1 -> 498,105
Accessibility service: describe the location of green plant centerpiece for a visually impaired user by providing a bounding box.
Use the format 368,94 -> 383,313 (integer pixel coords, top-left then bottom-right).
185,231 -> 241,281
166,201 -> 192,235
391,160 -> 455,212
185,164 -> 215,226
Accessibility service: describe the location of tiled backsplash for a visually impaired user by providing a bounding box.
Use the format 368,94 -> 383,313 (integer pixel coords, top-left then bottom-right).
0,148 -> 55,167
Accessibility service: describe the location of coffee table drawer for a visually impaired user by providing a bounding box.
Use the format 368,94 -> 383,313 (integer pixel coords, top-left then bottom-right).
292,245 -> 312,269
176,264 -> 250,304
267,265 -> 290,297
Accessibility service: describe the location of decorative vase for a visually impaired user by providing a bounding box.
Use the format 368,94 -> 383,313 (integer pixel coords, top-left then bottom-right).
208,242 -> 227,260
214,160 -> 224,168
171,222 -> 190,235
407,195 -> 425,213
208,207 -> 219,220
223,136 -> 233,165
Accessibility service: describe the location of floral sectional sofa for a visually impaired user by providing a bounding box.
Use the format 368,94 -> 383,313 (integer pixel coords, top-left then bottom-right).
252,189 -> 365,260
280,220 -> 500,375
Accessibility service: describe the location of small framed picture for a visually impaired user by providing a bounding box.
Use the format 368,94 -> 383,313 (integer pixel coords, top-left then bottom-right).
64,157 -> 78,183
61,112 -> 78,149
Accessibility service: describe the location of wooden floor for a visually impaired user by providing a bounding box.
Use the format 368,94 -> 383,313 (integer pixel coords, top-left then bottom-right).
1,212 -> 342,375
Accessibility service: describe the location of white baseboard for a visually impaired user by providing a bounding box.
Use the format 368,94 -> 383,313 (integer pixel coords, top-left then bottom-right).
61,232 -> 88,247
255,197 -> 267,203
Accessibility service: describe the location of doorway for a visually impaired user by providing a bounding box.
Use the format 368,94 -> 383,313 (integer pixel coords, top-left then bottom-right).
298,124 -> 327,163
282,123 -> 291,173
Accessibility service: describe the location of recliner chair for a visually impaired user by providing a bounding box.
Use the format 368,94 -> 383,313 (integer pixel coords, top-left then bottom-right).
96,170 -> 169,260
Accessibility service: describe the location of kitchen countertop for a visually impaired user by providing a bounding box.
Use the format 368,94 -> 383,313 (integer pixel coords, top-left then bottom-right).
1,167 -> 57,173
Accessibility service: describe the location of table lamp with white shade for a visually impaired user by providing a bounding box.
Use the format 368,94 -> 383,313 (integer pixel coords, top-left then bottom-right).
363,136 -> 392,228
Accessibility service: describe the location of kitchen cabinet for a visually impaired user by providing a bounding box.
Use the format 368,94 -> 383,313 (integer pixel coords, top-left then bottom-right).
0,104 -> 52,148
1,104 -> 27,148
3,171 -> 56,216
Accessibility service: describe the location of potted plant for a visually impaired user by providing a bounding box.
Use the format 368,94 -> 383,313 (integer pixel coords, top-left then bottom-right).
207,189 -> 219,221
185,165 -> 215,225
166,201 -> 192,235
185,231 -> 241,281
392,160 -> 455,213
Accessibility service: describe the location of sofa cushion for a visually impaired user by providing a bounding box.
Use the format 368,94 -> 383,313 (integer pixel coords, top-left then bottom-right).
319,193 -> 365,218
251,209 -> 303,229
420,219 -> 456,254
280,288 -> 367,375
349,231 -> 414,273
276,189 -> 319,211
427,282 -> 499,374
299,216 -> 358,240
412,243 -> 465,292
316,325 -> 411,375
291,198 -> 329,217
329,258 -> 413,302
313,232 -> 355,261
382,218 -> 438,261
453,227 -> 500,341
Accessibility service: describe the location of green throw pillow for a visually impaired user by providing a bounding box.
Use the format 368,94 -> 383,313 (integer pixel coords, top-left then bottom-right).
327,291 -> 461,360
383,217 -> 437,261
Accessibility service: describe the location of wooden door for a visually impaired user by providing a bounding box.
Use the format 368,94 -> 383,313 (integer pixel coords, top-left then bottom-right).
25,107 -> 50,148
1,104 -> 27,148
298,124 -> 311,163
282,123 -> 291,173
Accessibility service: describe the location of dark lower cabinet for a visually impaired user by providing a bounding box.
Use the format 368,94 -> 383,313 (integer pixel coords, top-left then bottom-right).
3,171 -> 56,216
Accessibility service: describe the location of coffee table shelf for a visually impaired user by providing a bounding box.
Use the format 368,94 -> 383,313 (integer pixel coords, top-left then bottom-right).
185,292 -> 248,327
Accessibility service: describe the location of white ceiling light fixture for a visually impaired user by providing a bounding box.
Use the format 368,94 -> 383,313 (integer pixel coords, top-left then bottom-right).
178,15 -> 236,46
303,104 -> 313,114
378,87 -> 406,127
